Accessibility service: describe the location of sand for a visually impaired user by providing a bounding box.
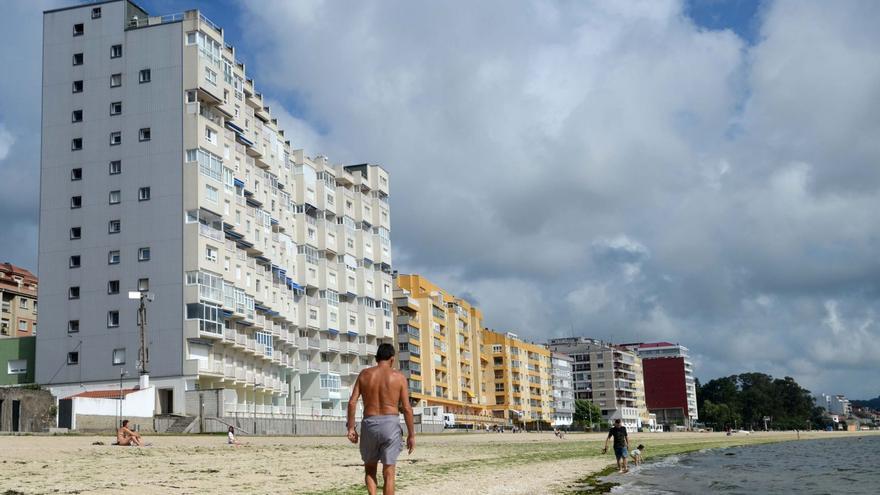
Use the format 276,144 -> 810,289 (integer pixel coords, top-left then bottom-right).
0,430 -> 875,494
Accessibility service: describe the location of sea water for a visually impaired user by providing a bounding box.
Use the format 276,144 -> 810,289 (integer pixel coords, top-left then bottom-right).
605,435 -> 879,494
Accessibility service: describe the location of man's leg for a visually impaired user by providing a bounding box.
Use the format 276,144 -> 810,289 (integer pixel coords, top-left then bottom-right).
364,463 -> 378,495
382,464 -> 396,495
621,456 -> 628,473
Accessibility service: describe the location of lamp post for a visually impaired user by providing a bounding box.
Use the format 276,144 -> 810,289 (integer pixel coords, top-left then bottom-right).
117,369 -> 128,427
128,291 -> 154,381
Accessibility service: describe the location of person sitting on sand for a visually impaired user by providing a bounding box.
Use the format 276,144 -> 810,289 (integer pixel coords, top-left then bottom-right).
630,444 -> 645,466
602,419 -> 630,473
227,426 -> 242,446
116,419 -> 144,447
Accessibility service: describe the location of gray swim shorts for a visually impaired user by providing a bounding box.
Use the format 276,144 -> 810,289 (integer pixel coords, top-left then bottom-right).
359,415 -> 403,465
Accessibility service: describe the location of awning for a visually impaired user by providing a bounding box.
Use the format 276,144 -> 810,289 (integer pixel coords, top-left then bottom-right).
225,120 -> 245,134
347,330 -> 359,338
221,309 -> 234,317
246,197 -> 263,208
254,304 -> 270,312
236,134 -> 255,147
328,328 -> 339,336
233,178 -> 245,188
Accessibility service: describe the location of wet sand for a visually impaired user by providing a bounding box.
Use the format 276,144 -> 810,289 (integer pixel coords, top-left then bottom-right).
0,430 -> 874,494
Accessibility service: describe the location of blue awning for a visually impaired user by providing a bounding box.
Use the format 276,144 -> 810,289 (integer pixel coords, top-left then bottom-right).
236,239 -> 253,249
233,178 -> 245,188
224,229 -> 243,240
328,328 -> 340,336
236,134 -> 255,147
221,309 -> 234,317
225,121 -> 245,134
347,331 -> 359,338
270,217 -> 279,225
246,197 -> 263,208
254,303 -> 269,312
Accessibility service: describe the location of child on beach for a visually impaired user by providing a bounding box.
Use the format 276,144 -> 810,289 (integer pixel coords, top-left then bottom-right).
630,444 -> 645,466
227,426 -> 242,446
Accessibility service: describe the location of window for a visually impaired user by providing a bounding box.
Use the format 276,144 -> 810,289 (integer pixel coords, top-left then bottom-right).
108,250 -> 120,264
108,219 -> 121,234
110,101 -> 122,115
138,247 -> 151,261
91,7 -> 101,19
186,90 -> 197,103
205,184 -> 218,203
205,67 -> 217,85
7,359 -> 27,375
112,348 -> 126,365
139,69 -> 151,83
109,160 -> 121,175
70,196 -> 82,209
109,190 -> 121,204
72,53 -> 83,66
186,31 -> 197,45
19,298 -> 28,309
67,352 -> 79,365
69,227 -> 81,239
16,320 -> 26,332
107,310 -> 119,327
72,80 -> 83,93
69,255 -> 81,268
71,109 -> 83,122
138,128 -> 151,142
185,302 -> 222,334
110,73 -> 122,87
111,44 -> 122,58
108,280 -> 120,294
205,245 -> 218,262
68,287 -> 80,299
71,138 -> 83,150
68,320 -> 79,333
205,127 -> 217,144
138,187 -> 151,201
73,23 -> 84,36
110,131 -> 121,145
71,168 -> 82,180
137,278 -> 149,291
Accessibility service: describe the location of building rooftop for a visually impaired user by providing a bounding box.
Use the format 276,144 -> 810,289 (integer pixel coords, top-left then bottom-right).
66,388 -> 140,399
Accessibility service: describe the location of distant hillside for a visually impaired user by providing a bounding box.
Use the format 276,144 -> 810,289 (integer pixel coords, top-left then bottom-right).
851,396 -> 880,409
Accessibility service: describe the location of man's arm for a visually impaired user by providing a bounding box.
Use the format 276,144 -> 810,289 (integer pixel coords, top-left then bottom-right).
346,374 -> 362,443
398,374 -> 415,454
603,430 -> 612,452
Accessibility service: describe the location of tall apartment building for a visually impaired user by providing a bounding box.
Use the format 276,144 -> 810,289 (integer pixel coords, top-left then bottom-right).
621,342 -> 698,427
1,263 -> 38,338
482,330 -> 553,425
393,274 -> 491,425
37,1 -> 393,419
549,352 -> 574,428
547,337 -> 647,431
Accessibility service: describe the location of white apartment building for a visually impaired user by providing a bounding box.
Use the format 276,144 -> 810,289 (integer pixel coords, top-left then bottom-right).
549,352 -> 574,428
37,1 -> 393,420
547,337 -> 646,431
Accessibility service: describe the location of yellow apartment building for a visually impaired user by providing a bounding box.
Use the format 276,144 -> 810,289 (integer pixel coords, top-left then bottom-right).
481,329 -> 554,426
394,274 -> 499,426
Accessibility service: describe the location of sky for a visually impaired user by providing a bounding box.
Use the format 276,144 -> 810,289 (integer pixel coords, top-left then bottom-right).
1,0 -> 878,399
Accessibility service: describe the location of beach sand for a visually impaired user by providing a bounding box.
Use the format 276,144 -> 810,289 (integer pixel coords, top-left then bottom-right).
0,430 -> 875,494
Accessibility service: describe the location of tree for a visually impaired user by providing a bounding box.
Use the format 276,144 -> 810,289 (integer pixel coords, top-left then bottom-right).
698,372 -> 817,430
573,399 -> 602,430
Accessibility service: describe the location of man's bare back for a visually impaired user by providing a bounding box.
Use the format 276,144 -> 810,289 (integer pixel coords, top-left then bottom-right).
356,365 -> 406,417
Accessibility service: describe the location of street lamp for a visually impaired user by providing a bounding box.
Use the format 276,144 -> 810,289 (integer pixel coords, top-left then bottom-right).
128,291 -> 154,381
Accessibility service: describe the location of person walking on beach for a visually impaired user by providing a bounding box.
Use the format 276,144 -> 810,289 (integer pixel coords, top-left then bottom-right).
347,343 -> 416,495
602,419 -> 630,473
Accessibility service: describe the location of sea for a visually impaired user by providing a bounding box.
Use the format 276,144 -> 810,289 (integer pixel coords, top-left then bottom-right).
603,435 -> 879,494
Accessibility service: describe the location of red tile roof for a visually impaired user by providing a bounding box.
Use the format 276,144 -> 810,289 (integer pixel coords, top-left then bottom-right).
67,388 -> 140,399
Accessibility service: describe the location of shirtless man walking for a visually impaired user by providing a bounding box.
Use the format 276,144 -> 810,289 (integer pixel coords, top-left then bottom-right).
347,343 -> 415,495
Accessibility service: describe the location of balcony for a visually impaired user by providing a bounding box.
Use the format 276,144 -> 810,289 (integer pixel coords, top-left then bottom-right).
359,343 -> 378,356
321,339 -> 341,353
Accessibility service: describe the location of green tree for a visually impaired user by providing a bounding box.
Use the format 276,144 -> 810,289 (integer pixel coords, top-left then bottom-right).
573,399 -> 602,430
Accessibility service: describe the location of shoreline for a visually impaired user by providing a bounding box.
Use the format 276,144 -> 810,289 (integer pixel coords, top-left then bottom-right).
560,431 -> 879,495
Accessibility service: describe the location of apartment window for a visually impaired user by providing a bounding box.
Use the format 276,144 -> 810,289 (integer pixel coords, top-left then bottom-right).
110,101 -> 122,115
205,184 -> 218,203
107,311 -> 119,327
19,299 -> 28,310
70,195 -> 82,209
110,44 -> 122,58
137,278 -> 149,291
71,138 -> 83,150
72,80 -> 83,93
205,67 -> 217,85
108,219 -> 121,234
112,348 -> 126,365
110,131 -> 121,145
91,7 -> 101,19
71,109 -> 83,122
108,280 -> 120,294
110,73 -> 122,87
17,320 -> 27,332
109,160 -> 121,175
109,190 -> 121,204
205,127 -> 217,144
186,90 -> 197,103
139,128 -> 151,141
72,53 -> 84,66
139,69 -> 151,83
68,320 -> 79,333
71,168 -> 82,181
67,352 -> 79,365
69,255 -> 81,268
205,245 -> 218,262
7,359 -> 27,375
138,247 -> 151,262
69,227 -> 81,240
108,250 -> 120,264
138,187 -> 151,201
73,23 -> 84,36
68,287 -> 80,299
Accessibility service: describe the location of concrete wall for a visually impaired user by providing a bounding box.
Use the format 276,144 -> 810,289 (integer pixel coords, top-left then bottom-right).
74,414 -> 154,432
0,387 -> 55,432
